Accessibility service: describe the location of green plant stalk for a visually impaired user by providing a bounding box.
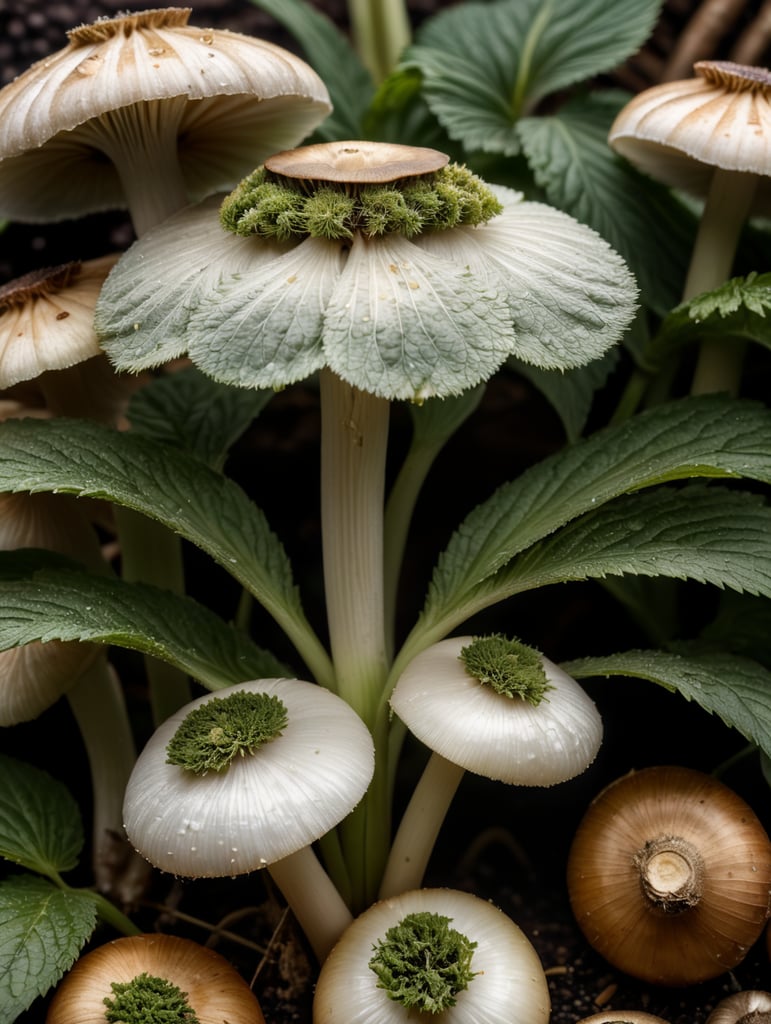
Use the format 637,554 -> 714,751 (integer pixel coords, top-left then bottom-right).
347,0 -> 411,83
86,888 -> 143,937
688,167 -> 758,396
319,368 -> 392,908
378,751 -> 465,899
112,507 -> 192,726
66,653 -> 149,903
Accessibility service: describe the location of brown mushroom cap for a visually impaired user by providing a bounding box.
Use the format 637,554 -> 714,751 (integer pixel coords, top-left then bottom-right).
264,139 -> 450,183
0,7 -> 331,222
608,60 -> 771,212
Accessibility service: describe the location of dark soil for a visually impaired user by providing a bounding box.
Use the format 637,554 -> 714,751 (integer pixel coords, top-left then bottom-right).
2,2 -> 771,1023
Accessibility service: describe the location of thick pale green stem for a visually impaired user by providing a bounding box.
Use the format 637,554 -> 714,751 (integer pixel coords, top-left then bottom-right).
378,751 -> 465,899
268,845 -> 354,963
66,654 -> 150,903
347,0 -> 411,83
320,369 -> 390,723
688,167 -> 758,396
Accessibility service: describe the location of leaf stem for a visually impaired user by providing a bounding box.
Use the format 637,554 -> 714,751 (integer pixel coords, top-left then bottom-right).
347,0 -> 411,83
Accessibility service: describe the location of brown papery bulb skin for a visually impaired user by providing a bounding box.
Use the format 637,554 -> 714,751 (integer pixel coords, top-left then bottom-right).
566,765 -> 771,986
45,934 -> 265,1024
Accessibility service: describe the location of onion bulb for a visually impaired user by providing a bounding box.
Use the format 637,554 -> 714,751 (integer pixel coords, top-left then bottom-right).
566,765 -> 771,985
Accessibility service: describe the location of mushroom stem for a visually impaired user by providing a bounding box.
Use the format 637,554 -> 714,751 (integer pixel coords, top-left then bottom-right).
65,654 -> 149,902
379,751 -> 465,899
688,166 -> 758,395
347,0 -> 411,83
267,844 -> 354,963
76,99 -> 190,237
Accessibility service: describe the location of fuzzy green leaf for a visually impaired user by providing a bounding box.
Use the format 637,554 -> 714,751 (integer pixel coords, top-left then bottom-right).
649,272 -> 771,367
418,396 -> 771,639
0,417 -> 315,654
479,485 -> 771,609
0,757 -> 82,878
247,0 -> 374,141
563,649 -> 771,760
406,0 -> 663,154
516,92 -> 696,314
0,555 -> 289,689
0,875 -> 96,1020
127,367 -> 273,470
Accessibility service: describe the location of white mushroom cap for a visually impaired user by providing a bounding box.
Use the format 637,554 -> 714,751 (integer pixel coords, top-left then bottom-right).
389,636 -> 602,785
0,256 -> 118,389
313,887 -> 551,1024
608,61 -> 771,212
122,678 -> 374,877
705,990 -> 771,1023
0,7 -> 332,223
575,1014 -> 671,1024
0,488 -> 106,724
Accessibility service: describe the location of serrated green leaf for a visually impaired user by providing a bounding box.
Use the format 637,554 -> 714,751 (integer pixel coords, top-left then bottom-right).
516,92 -> 696,314
0,417 -> 327,679
127,367 -> 273,471
563,649 -> 771,761
362,66 -> 463,154
509,349 -> 619,443
0,874 -> 96,1019
0,555 -> 290,689
407,0 -> 663,154
247,0 -> 374,141
649,272 -> 771,367
477,485 -> 771,612
0,757 -> 82,878
416,395 -> 771,640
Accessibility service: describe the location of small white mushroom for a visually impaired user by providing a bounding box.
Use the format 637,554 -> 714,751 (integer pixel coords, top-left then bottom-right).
380,634 -> 602,897
123,677 -> 375,961
313,887 -> 551,1024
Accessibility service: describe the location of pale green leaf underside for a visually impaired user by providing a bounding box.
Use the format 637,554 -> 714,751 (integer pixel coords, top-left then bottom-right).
0,875 -> 96,1019
563,649 -> 771,761
516,92 -> 696,314
96,197 -> 287,372
127,366 -> 273,471
0,558 -> 289,689
420,395 -> 771,635
189,236 -> 341,389
0,418 -> 310,643
409,0 -> 662,152
323,233 -> 514,399
416,198 -> 638,371
0,756 -> 82,877
247,0 -> 374,141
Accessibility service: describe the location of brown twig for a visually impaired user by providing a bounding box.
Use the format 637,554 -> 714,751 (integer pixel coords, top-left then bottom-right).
661,0 -> 749,79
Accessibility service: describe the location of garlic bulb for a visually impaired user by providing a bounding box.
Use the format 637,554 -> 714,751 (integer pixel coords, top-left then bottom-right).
704,990 -> 771,1023
566,765 -> 771,985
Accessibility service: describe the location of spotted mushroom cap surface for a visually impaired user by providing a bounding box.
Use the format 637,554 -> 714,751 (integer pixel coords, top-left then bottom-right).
0,7 -> 331,221
609,60 -> 771,211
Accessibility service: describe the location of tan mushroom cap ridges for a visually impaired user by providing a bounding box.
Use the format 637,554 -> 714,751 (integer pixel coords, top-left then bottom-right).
264,140 -> 450,183
609,60 -> 771,213
0,7 -> 331,222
